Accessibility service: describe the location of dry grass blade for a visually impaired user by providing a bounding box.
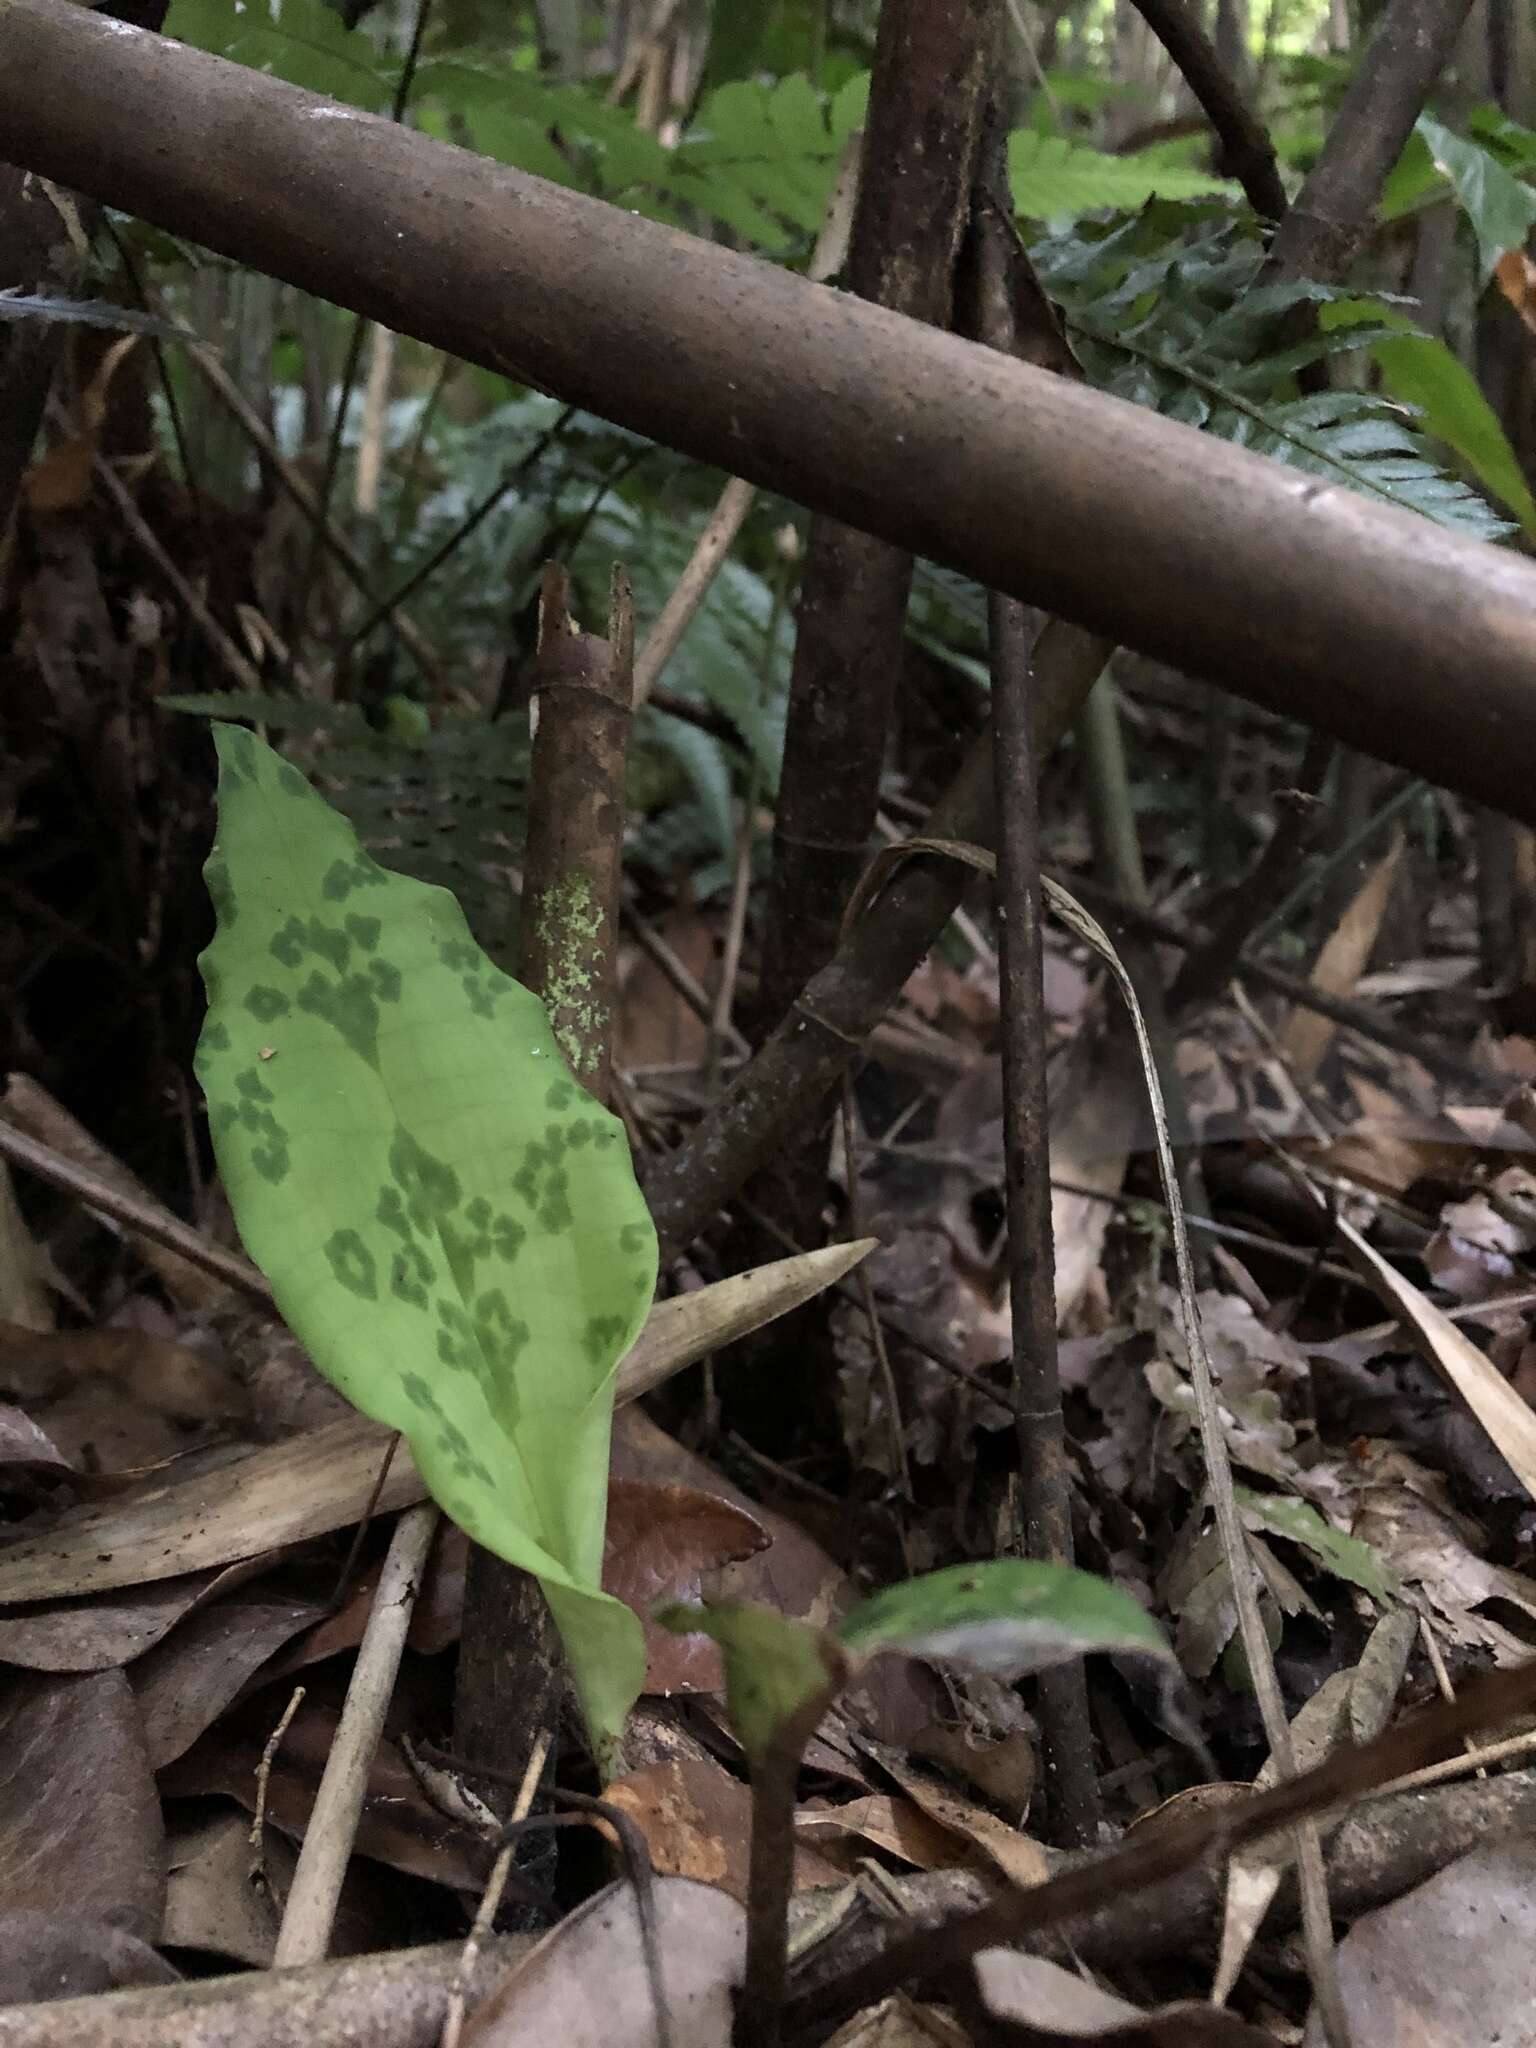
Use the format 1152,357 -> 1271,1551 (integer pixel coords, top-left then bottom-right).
1328,1205 -> 1536,1500
0,1244 -> 878,1603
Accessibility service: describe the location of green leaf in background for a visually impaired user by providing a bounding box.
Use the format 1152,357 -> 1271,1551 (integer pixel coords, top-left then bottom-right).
836,1560 -> 1174,1675
1321,299 -> 1536,536
166,0 -> 388,108
1416,117 -> 1536,285
657,1600 -> 842,1764
196,724 -> 658,1760
1373,333 -> 1536,535
702,0 -> 824,92
1010,129 -> 1234,225
1236,1489 -> 1398,1604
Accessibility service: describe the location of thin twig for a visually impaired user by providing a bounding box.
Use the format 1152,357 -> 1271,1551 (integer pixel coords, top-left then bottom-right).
249,1684 -> 306,1889
1373,1723 -> 1536,1799
840,1075 -> 912,1501
85,435 -> 266,694
1128,0 -> 1286,219
274,1501 -> 440,1967
707,777 -> 759,1090
289,0 -> 433,680
326,1434 -> 403,1610
0,1112 -> 273,1303
438,1731 -> 551,2048
972,175 -> 1099,1846
1057,870 -> 1499,1092
632,477 -> 757,706
622,892 -> 752,1060
785,1642 -> 1536,2028
170,319 -> 443,685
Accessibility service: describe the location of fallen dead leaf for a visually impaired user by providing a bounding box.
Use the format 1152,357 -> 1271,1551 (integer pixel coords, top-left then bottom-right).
1334,1211 -> 1536,1501
270,1519 -> 468,1676
823,1993 -> 969,2046
0,1403 -> 75,1498
462,1876 -> 744,2048
860,1741 -> 1049,1889
910,1720 -> 1037,1815
1282,834 -> 1403,1083
163,1809 -> 403,1965
0,1669 -> 164,1939
0,1559 -> 269,1674
1303,1837 -> 1536,2048
163,1813 -> 287,1968
1496,247 -> 1536,336
0,1911 -> 177,2003
604,1479 -> 771,1694
0,1246 -> 876,1604
133,1593 -> 326,1768
614,1405 -> 938,1746
1351,1479 -> 1536,1659
0,1320 -> 250,1471
161,1696 -> 489,1890
976,1950 -> 1272,2042
604,1754 -> 842,1903
795,1792 -> 961,1872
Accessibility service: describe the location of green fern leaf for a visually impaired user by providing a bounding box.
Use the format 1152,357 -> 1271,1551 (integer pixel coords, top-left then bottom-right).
1009,131 -> 1236,224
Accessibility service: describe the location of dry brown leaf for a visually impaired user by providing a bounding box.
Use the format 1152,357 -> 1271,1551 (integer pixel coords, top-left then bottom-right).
0,1401 -> 74,1487
0,1162 -> 55,1332
1304,1837 -> 1536,2048
0,1559 -> 266,1674
163,1810 -> 401,1965
795,1792 -> 961,1872
603,1755 -> 841,1903
1496,247 -> 1536,336
0,1670 -> 164,1939
1351,1479 -> 1536,1658
163,1813 -> 287,1968
824,1994 -> 969,2047
0,1912 -> 177,2003
1283,834 -> 1403,1082
161,1698 -> 488,1890
1335,1212 -> 1536,1500
862,1743 -> 1048,1890
270,1518 -> 468,1678
133,1594 -> 325,1768
613,1406 -> 938,1747
603,1479 -> 771,1694
976,1950 -> 1272,2042
1307,1078 -> 1474,1205
462,1876 -> 743,2048
0,1320 -> 249,1470
910,1721 -> 1038,1815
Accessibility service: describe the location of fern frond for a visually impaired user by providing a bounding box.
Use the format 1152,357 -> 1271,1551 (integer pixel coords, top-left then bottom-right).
1033,211 -> 1514,540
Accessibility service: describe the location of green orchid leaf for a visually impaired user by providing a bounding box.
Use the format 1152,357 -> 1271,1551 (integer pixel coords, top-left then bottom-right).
195,723 -> 657,1760
836,1561 -> 1173,1676
657,1600 -> 843,1764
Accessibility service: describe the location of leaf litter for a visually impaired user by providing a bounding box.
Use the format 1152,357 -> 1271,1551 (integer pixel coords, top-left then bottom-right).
7,629 -> 1536,2046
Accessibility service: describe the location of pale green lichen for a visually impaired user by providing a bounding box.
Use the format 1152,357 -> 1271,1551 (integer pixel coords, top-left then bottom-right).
532,870 -> 611,1079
